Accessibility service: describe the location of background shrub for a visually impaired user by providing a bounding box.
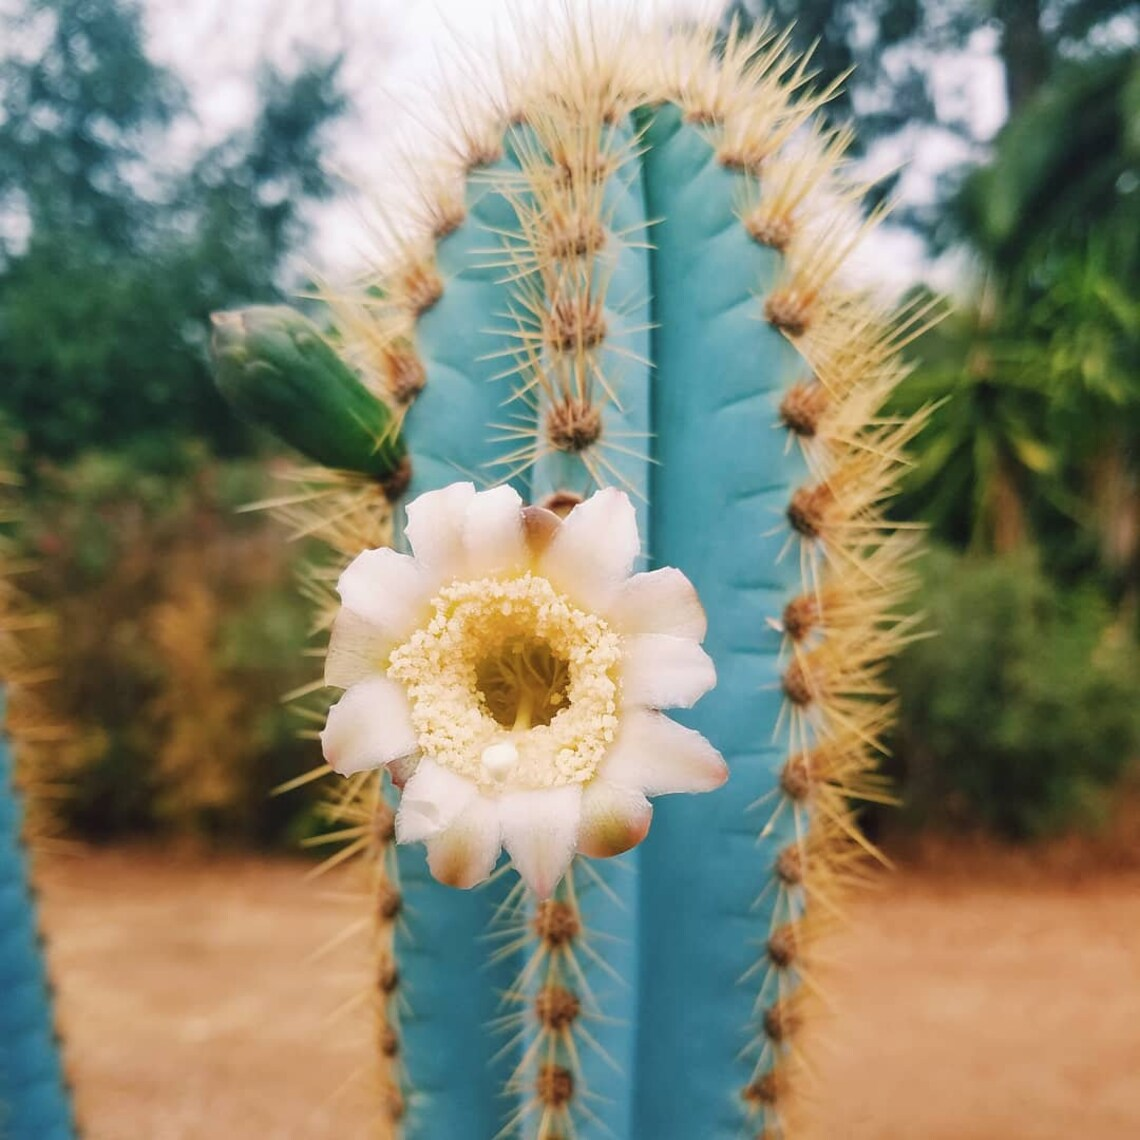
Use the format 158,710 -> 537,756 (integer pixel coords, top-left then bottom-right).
890,547 -> 1140,838
22,446 -> 324,845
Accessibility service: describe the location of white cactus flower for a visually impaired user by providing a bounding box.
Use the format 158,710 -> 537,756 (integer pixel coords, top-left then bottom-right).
321,482 -> 726,898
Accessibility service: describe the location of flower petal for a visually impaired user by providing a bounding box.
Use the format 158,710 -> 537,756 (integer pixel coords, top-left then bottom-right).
325,609 -> 390,689
388,754 -> 418,790
395,759 -> 477,843
321,678 -> 418,776
539,487 -> 640,608
522,505 -> 562,560
498,785 -> 583,899
404,482 -> 476,573
610,567 -> 707,639
337,547 -> 433,640
577,781 -> 652,858
426,795 -> 503,889
600,708 -> 728,796
621,634 -> 716,709
463,485 -> 527,577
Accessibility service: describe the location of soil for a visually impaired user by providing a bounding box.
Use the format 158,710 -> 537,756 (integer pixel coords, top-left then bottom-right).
32,847 -> 1140,1140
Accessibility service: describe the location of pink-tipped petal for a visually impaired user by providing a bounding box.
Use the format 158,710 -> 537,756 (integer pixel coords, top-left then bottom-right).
498,785 -> 583,899
388,754 -> 418,790
577,781 -> 652,858
600,708 -> 728,796
463,485 -> 527,576
621,634 -> 717,709
325,609 -> 389,689
539,487 -> 640,608
395,759 -> 477,843
610,567 -> 707,639
404,482 -> 476,572
321,678 -> 418,777
337,547 -> 433,640
426,795 -> 503,889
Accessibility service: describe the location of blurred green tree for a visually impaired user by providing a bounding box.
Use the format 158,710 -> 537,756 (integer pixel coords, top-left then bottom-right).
723,0 -> 1139,224
890,547 -> 1140,838
891,281 -> 1057,553
0,0 -> 346,462
899,51 -> 1140,609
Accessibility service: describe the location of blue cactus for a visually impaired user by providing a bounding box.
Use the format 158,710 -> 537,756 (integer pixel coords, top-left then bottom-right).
213,14 -> 922,1138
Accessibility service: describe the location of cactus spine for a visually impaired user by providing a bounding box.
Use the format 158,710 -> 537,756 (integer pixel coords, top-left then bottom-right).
214,10 -> 927,1137
0,468 -> 77,1139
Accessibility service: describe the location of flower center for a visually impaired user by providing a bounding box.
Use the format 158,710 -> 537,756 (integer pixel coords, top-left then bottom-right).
475,635 -> 571,730
386,572 -> 622,792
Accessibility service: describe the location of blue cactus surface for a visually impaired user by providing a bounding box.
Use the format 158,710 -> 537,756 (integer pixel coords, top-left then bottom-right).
0,694 -> 76,1140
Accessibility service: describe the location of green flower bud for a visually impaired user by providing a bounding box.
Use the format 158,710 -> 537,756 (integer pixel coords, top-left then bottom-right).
211,306 -> 406,481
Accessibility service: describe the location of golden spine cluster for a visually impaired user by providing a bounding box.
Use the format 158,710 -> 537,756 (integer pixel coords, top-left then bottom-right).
0,470 -> 56,825
271,8 -> 931,1136
488,865 -> 622,1139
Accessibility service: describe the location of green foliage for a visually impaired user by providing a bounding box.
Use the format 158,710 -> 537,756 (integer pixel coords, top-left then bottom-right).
959,51 -> 1140,273
725,0 -> 1139,226
21,447 -> 322,844
893,289 -> 1056,554
892,548 -> 1140,837
0,0 -> 346,462
899,47 -> 1140,602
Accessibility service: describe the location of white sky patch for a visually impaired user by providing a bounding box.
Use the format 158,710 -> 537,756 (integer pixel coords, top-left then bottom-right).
136,0 -> 1008,294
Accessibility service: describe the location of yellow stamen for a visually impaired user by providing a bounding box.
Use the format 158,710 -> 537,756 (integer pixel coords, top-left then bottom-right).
387,572 -> 622,791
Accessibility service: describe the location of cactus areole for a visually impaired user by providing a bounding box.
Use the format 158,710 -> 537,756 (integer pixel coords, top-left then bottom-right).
213,12 -> 923,1139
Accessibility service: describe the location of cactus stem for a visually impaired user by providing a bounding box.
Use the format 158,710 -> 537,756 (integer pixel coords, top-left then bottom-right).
241,11 -> 938,1135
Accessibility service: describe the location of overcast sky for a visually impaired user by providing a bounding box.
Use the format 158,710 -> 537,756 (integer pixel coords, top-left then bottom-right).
139,0 -> 1009,294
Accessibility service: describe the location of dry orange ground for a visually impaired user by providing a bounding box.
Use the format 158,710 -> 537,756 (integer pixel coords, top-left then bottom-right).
33,848 -> 1140,1140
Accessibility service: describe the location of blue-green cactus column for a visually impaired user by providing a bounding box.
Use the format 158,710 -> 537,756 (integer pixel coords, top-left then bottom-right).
391,150 -> 531,1139
0,694 -> 77,1140
523,116 -> 651,1140
633,104 -> 808,1136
